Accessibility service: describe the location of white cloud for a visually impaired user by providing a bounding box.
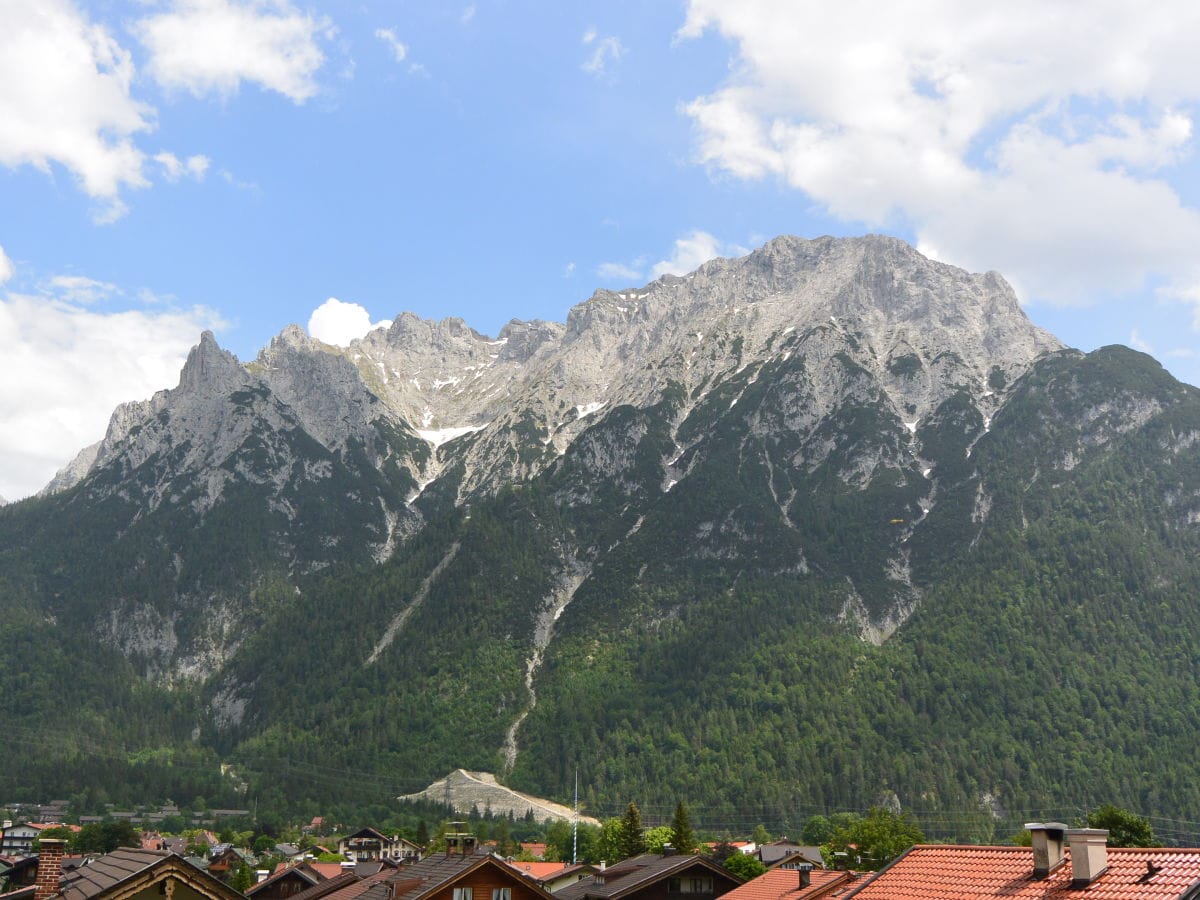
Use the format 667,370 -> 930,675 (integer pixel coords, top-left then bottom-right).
563,261 -> 576,278
600,231 -> 734,283
582,29 -> 625,78
307,297 -> 390,346
460,6 -> 477,25
136,0 -> 329,102
47,275 -> 119,304
650,230 -> 723,278
596,261 -> 643,282
0,291 -> 225,500
679,0 -> 1200,315
154,151 -> 211,182
375,27 -> 408,63
0,0 -> 151,217
1129,329 -> 1154,354
0,246 -> 12,285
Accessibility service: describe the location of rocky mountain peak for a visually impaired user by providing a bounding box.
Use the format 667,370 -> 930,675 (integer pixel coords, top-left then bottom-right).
271,323 -> 314,350
178,330 -> 247,395
497,319 -> 565,362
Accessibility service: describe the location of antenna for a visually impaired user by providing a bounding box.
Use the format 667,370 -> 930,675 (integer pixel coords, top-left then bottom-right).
573,768 -> 579,865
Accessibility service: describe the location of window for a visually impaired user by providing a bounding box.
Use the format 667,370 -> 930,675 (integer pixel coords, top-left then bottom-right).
668,877 -> 713,894
492,889 -> 511,900
453,889 -> 474,900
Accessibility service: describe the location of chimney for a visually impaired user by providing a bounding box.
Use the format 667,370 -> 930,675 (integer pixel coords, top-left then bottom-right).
1066,829 -> 1109,885
35,838 -> 67,900
797,863 -> 813,888
1025,823 -> 1067,877
662,845 -> 675,858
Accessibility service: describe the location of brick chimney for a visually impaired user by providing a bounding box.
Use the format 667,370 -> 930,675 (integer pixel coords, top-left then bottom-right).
1066,829 -> 1109,885
34,838 -> 67,900
1025,823 -> 1067,877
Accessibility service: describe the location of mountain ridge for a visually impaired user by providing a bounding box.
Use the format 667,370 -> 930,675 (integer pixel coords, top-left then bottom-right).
4,233 -> 1199,838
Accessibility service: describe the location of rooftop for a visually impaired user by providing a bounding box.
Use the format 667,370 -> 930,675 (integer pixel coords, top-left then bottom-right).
844,845 -> 1200,899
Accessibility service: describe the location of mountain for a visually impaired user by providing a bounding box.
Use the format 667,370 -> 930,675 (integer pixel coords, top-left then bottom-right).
3,234 -> 1200,840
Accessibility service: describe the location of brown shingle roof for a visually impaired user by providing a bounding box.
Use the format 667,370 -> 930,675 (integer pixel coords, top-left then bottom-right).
556,855 -> 742,900
287,872 -> 362,900
247,863 -> 326,897
56,848 -> 170,900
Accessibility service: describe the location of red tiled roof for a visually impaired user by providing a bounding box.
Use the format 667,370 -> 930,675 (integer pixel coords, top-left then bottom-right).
844,845 -> 1200,899
721,868 -> 854,900
506,862 -> 573,880
310,863 -> 351,880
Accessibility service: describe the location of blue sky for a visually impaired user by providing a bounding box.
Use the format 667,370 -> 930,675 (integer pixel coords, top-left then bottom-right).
3,0 -> 1200,499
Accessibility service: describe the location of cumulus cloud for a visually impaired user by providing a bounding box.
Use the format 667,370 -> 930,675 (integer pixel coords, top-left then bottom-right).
581,28 -> 625,78
154,151 -> 211,182
0,246 -> 12,285
375,27 -> 408,63
0,285 -> 225,501
680,0 -> 1200,314
600,231 -> 734,283
0,0 -> 151,218
47,275 -> 119,304
307,297 -> 390,346
136,0 -> 330,102
596,261 -> 643,282
650,230 -> 723,278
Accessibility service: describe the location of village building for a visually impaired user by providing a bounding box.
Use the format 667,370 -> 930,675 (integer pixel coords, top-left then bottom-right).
337,830 -> 421,865
504,863 -> 599,893
0,840 -> 244,900
555,853 -> 742,900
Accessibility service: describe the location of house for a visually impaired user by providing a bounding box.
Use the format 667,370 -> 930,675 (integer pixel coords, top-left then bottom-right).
720,867 -> 854,900
140,835 -> 187,856
273,847 -> 305,865
299,845 -> 558,900
2,825 -> 48,858
843,823 -> 1200,899
337,830 -> 421,864
248,863 -> 343,900
555,853 -> 743,900
757,844 -> 821,870
763,853 -> 823,872
518,848 -> 547,863
504,862 -> 599,893
207,845 -> 255,880
0,840 -> 245,900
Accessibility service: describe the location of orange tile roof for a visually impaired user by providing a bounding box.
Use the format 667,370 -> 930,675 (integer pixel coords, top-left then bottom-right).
844,845 -> 1200,899
721,867 -> 855,900
506,862 -> 573,880
310,863 -> 350,880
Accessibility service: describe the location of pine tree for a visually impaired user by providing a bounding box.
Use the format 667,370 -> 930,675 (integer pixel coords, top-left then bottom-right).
618,801 -> 646,859
670,801 -> 695,853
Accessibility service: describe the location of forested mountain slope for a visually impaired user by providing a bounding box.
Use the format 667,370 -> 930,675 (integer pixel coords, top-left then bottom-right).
2,235 -> 1198,839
